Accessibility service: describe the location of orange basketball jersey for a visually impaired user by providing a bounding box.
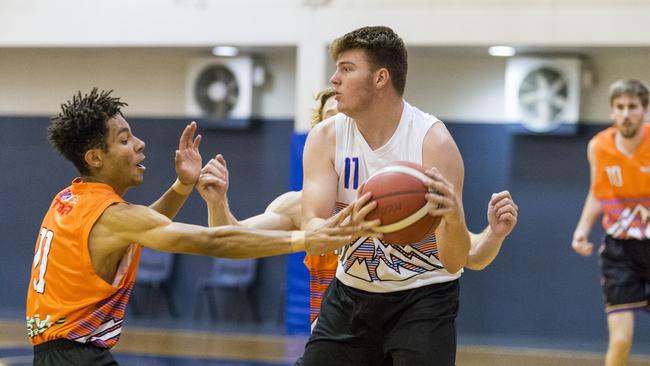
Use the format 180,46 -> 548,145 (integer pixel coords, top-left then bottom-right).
303,252 -> 338,325
592,123 -> 650,239
26,179 -> 141,348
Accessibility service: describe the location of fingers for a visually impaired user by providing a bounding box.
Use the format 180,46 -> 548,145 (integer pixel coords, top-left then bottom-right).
352,193 -> 377,223
192,133 -> 202,149
216,154 -> 227,168
331,200 -> 356,226
423,168 -> 457,214
179,121 -> 197,149
201,156 -> 229,177
572,242 -> 593,256
489,190 -> 511,204
494,202 -> 518,223
198,173 -> 226,187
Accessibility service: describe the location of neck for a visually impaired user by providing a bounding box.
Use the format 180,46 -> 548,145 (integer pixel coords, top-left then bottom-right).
616,127 -> 644,156
80,175 -> 106,184
80,175 -> 125,196
352,95 -> 404,150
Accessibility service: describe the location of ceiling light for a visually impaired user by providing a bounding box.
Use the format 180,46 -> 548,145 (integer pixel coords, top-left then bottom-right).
488,46 -> 516,57
212,46 -> 239,57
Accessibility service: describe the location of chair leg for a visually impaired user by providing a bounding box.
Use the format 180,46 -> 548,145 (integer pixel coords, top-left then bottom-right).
163,284 -> 177,318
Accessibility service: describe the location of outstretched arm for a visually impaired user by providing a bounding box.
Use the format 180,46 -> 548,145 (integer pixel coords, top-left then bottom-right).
91,194 -> 376,261
197,155 -> 302,230
466,191 -> 518,270
238,191 -> 302,230
149,121 -> 202,219
572,141 -> 602,256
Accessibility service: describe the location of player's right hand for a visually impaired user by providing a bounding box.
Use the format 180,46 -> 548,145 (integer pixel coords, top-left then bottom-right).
304,193 -> 381,255
571,233 -> 594,256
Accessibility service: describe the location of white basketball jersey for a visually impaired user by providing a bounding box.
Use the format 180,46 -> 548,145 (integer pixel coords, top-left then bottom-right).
334,101 -> 462,293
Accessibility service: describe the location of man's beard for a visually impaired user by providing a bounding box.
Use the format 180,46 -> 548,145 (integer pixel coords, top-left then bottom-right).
619,121 -> 639,139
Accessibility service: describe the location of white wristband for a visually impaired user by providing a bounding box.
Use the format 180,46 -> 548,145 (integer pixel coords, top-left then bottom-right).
291,231 -> 306,252
171,178 -> 193,195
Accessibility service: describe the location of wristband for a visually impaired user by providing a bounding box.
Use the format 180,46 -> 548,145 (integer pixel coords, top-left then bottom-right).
291,231 -> 306,252
171,178 -> 194,195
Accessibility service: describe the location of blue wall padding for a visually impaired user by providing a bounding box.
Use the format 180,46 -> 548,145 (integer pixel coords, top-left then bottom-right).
285,131 -> 310,335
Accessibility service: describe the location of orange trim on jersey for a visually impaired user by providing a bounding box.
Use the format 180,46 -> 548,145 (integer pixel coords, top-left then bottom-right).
592,124 -> 650,240
303,202 -> 348,323
304,252 -> 338,323
26,179 -> 141,348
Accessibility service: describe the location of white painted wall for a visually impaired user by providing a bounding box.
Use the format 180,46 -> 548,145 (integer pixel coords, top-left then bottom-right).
1,47 -> 648,125
2,0 -> 650,47
2,0 -> 650,130
0,48 -> 296,119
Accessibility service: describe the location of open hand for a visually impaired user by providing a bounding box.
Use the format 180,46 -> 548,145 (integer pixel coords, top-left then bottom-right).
175,121 -> 202,185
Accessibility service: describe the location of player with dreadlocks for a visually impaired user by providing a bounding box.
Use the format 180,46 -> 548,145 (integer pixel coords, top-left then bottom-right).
26,88 -> 378,365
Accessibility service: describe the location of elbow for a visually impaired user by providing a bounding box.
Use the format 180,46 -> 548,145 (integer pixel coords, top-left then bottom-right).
465,259 -> 487,271
441,256 -> 466,274
445,264 -> 464,275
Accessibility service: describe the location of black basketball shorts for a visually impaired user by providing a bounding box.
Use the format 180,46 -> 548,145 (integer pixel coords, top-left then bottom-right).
299,278 -> 459,366
599,235 -> 650,313
33,338 -> 118,366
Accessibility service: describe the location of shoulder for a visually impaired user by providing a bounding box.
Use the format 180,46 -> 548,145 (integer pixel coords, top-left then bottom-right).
589,126 -> 617,155
309,115 -> 337,140
304,116 -> 338,158
592,126 -> 615,144
423,120 -> 456,151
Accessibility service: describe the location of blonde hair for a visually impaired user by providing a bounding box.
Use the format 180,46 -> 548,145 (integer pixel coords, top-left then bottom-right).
310,87 -> 336,128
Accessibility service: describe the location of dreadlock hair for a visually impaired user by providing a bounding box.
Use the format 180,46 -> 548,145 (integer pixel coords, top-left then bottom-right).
310,87 -> 336,128
329,26 -> 408,96
47,88 -> 128,175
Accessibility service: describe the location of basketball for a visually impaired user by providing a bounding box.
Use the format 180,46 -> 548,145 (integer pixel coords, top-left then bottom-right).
359,161 -> 441,245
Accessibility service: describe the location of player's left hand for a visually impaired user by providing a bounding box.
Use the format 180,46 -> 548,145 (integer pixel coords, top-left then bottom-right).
487,190 -> 518,238
423,167 -> 463,225
197,154 -> 229,204
175,121 -> 202,185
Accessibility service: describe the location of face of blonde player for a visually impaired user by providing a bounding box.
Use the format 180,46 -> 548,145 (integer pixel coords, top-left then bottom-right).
330,49 -> 377,117
320,95 -> 338,120
610,94 -> 648,139
96,115 -> 146,193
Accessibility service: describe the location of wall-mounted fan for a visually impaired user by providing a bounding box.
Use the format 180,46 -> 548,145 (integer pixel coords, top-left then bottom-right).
186,57 -> 254,120
505,57 -> 582,134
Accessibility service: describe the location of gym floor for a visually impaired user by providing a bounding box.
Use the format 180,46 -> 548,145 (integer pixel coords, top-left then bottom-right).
2,320 -> 650,366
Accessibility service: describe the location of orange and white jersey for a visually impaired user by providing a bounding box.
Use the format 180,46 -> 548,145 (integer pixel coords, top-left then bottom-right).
592,123 -> 650,239
26,179 -> 141,348
303,252 -> 338,326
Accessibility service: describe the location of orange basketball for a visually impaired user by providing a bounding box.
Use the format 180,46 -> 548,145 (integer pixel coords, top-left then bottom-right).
359,161 -> 441,246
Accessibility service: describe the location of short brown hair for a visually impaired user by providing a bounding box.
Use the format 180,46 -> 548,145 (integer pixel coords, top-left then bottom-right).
329,26 -> 408,96
310,87 -> 336,128
609,79 -> 649,108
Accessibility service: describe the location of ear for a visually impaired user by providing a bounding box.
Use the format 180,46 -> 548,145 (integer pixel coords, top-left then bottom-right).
84,148 -> 104,170
375,68 -> 390,89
